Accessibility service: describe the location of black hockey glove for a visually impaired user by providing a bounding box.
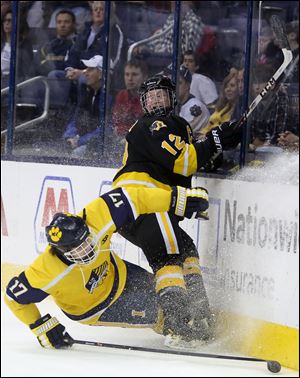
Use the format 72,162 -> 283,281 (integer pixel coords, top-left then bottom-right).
171,186 -> 209,219
30,314 -> 72,349
207,121 -> 242,152
202,151 -> 224,172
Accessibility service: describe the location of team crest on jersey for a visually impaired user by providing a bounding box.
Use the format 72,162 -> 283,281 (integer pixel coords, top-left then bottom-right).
149,120 -> 167,134
86,261 -> 109,293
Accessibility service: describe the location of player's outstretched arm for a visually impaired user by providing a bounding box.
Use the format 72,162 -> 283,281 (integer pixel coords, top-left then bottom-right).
193,121 -> 242,170
100,186 -> 209,231
5,275 -> 73,348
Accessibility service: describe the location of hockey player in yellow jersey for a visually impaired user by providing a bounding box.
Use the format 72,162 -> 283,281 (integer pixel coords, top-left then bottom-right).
4,185 -> 209,349
112,75 -> 242,346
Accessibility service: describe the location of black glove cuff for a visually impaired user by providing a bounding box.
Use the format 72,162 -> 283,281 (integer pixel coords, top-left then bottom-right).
29,314 -> 51,329
170,186 -> 186,217
170,186 -> 177,210
207,127 -> 223,154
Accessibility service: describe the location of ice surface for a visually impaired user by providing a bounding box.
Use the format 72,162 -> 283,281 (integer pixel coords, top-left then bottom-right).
1,296 -> 298,377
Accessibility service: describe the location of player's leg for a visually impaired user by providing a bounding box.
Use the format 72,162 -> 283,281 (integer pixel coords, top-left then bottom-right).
180,230 -> 215,339
118,214 -> 207,342
98,261 -> 158,327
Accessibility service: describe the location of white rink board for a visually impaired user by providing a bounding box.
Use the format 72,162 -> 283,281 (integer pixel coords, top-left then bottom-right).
1,160 -> 299,330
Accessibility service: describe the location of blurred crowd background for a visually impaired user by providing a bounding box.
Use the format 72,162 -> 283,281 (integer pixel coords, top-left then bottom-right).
1,1 -> 299,174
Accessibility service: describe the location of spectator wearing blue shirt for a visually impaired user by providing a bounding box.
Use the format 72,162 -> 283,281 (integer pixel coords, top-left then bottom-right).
63,55 -> 106,157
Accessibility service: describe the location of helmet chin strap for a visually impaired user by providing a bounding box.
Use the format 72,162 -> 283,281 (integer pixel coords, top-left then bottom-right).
79,265 -> 86,287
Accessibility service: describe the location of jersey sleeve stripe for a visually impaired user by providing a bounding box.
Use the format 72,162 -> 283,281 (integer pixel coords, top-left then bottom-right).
121,188 -> 138,220
155,212 -> 179,254
114,180 -> 158,188
94,220 -> 115,244
173,144 -> 197,176
41,264 -> 77,291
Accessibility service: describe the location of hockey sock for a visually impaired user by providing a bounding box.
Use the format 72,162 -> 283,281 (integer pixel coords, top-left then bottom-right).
155,265 -> 192,337
183,257 -> 212,321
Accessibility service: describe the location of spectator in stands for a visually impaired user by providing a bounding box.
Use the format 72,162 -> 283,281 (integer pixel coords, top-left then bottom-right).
1,7 -> 35,88
64,1 -> 125,84
36,9 -> 76,76
285,20 -> 299,84
277,75 -> 299,152
256,25 -> 283,70
231,66 -> 244,121
30,9 -> 77,109
250,65 -> 289,147
133,2 -> 204,59
199,70 -> 239,137
20,1 -> 45,28
277,131 -> 299,151
63,55 -> 105,158
20,2 -> 91,31
1,7 -> 12,88
181,49 -> 218,108
47,2 -> 92,33
177,66 -> 210,139
1,1 -> 11,19
237,67 -> 244,97
112,60 -> 148,139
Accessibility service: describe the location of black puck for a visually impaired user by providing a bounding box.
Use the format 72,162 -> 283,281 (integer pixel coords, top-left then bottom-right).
267,360 -> 281,373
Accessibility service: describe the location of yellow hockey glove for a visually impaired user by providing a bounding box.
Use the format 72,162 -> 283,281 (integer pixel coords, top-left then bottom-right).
171,186 -> 209,219
30,314 -> 72,349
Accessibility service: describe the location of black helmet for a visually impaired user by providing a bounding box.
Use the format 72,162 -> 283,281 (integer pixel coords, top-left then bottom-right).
45,212 -> 98,264
139,75 -> 177,117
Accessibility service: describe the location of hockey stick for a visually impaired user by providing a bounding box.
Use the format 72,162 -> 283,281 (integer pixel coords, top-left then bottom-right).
66,337 -> 281,373
234,15 -> 293,130
204,16 -> 294,170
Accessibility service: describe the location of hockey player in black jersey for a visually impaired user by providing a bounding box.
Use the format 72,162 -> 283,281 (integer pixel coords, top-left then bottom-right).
112,75 -> 242,347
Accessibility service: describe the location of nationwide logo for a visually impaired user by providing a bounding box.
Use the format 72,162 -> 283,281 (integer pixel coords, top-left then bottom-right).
223,199 -> 299,253
34,176 -> 75,254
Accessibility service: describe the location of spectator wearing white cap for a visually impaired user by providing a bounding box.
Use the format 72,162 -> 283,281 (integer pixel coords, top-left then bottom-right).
177,66 -> 210,139
63,55 -> 110,158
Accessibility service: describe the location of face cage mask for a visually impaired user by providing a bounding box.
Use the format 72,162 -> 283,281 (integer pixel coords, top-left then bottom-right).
141,88 -> 176,117
62,230 -> 99,265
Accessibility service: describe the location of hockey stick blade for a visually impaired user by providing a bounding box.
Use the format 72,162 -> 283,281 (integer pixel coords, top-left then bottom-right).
65,337 -> 281,373
270,15 -> 290,50
234,16 -> 293,129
